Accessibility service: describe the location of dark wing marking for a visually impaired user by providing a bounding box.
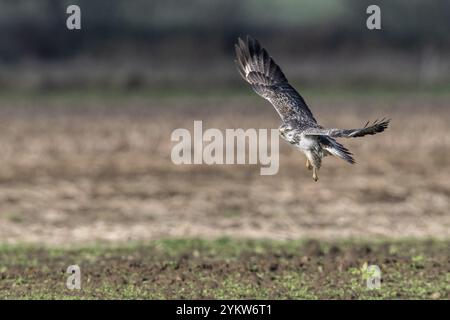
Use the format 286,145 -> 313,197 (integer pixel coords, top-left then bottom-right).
304,119 -> 390,138
235,36 -> 317,124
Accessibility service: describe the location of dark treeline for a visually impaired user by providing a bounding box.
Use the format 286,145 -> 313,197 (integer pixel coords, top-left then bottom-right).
0,0 -> 449,88
1,0 -> 449,62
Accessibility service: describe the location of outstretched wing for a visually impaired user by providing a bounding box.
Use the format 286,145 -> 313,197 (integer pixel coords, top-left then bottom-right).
235,36 -> 317,124
304,119 -> 390,138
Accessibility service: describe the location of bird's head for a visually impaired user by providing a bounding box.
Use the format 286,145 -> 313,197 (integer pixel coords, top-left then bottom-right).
279,121 -> 297,141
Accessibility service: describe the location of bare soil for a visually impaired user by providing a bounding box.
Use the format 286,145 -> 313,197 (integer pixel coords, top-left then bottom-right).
0,92 -> 449,245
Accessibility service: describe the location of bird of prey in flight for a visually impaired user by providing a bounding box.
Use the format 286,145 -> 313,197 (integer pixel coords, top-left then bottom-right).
235,36 -> 389,181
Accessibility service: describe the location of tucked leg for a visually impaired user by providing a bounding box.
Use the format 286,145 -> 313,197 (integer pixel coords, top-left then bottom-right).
306,159 -> 313,170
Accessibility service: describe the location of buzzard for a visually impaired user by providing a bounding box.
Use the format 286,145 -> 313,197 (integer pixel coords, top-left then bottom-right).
235,36 -> 390,181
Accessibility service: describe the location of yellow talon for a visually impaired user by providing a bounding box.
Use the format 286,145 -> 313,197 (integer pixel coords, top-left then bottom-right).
306,159 -> 313,170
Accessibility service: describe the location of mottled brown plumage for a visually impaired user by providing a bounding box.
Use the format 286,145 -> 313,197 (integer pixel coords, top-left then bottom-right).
235,36 -> 390,181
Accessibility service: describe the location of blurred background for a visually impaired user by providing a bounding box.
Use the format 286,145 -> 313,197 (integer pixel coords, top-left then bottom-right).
0,0 -> 449,245
1,0 -> 449,90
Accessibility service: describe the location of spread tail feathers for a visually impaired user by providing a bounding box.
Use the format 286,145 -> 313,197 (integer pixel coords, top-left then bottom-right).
320,137 -> 355,164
